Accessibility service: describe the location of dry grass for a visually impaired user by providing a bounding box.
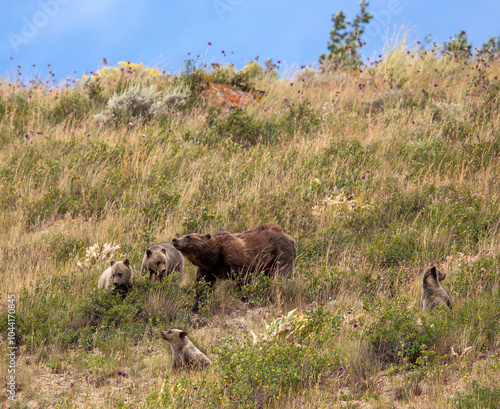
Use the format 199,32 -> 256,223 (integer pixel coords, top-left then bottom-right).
1,43 -> 500,408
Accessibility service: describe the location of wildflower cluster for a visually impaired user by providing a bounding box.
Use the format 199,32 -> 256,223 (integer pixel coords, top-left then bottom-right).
81,61 -> 162,83
78,242 -> 121,267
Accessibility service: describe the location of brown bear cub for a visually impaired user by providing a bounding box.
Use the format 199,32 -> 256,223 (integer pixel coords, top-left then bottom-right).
141,243 -> 184,282
160,329 -> 212,371
98,259 -> 134,293
420,266 -> 452,311
172,223 -> 297,311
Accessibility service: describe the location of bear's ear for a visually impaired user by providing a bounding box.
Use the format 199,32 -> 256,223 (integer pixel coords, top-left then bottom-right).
124,259 -> 130,267
180,331 -> 187,338
429,266 -> 437,278
205,234 -> 211,240
161,248 -> 167,255
146,249 -> 152,258
110,260 -> 115,267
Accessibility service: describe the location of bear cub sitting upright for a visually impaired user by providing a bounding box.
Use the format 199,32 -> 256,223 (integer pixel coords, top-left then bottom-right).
420,266 -> 452,311
160,329 -> 212,371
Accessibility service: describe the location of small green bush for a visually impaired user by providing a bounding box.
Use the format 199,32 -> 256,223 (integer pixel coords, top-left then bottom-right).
279,100 -> 321,136
52,91 -> 90,124
452,381 -> 500,409
95,84 -> 187,125
215,337 -> 337,407
369,297 -> 448,364
205,107 -> 279,147
366,228 -> 420,268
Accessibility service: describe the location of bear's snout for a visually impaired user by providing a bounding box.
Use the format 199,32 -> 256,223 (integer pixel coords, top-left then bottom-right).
172,238 -> 178,246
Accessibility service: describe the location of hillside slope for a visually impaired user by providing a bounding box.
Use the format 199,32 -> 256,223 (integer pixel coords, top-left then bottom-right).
1,46 -> 499,408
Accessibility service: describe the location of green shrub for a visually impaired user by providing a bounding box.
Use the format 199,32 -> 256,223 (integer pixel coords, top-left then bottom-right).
358,267 -> 412,302
15,274 -> 192,351
142,191 -> 180,224
178,58 -> 206,109
369,297 -> 448,364
95,84 -> 187,125
279,100 -> 321,136
304,267 -> 355,304
241,272 -> 275,307
205,107 -> 279,147
452,294 -> 500,350
366,228 -> 420,268
52,91 -> 89,124
452,381 -> 500,409
215,337 -> 337,407
160,306 -> 342,408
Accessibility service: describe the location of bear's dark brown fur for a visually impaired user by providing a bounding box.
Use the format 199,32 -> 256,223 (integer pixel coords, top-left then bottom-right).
172,223 -> 297,311
420,266 -> 452,311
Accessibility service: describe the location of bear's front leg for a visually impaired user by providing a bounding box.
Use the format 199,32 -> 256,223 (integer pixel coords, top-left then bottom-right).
192,268 -> 217,313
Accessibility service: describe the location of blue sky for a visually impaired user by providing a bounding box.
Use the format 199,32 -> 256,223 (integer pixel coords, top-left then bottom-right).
0,0 -> 499,82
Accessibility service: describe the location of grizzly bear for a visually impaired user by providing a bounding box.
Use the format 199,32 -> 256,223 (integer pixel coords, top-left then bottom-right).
160,329 -> 212,371
141,243 -> 184,282
420,266 -> 452,311
172,223 -> 297,311
98,259 -> 134,293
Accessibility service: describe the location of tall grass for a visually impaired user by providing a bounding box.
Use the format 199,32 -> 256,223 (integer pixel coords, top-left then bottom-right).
1,44 -> 499,408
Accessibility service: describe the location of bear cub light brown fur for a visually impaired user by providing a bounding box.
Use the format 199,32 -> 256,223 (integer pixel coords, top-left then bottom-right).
420,266 -> 452,311
160,329 -> 212,371
141,243 -> 184,282
98,259 -> 134,293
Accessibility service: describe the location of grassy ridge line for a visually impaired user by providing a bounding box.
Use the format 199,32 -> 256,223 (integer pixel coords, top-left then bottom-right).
0,42 -> 499,407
